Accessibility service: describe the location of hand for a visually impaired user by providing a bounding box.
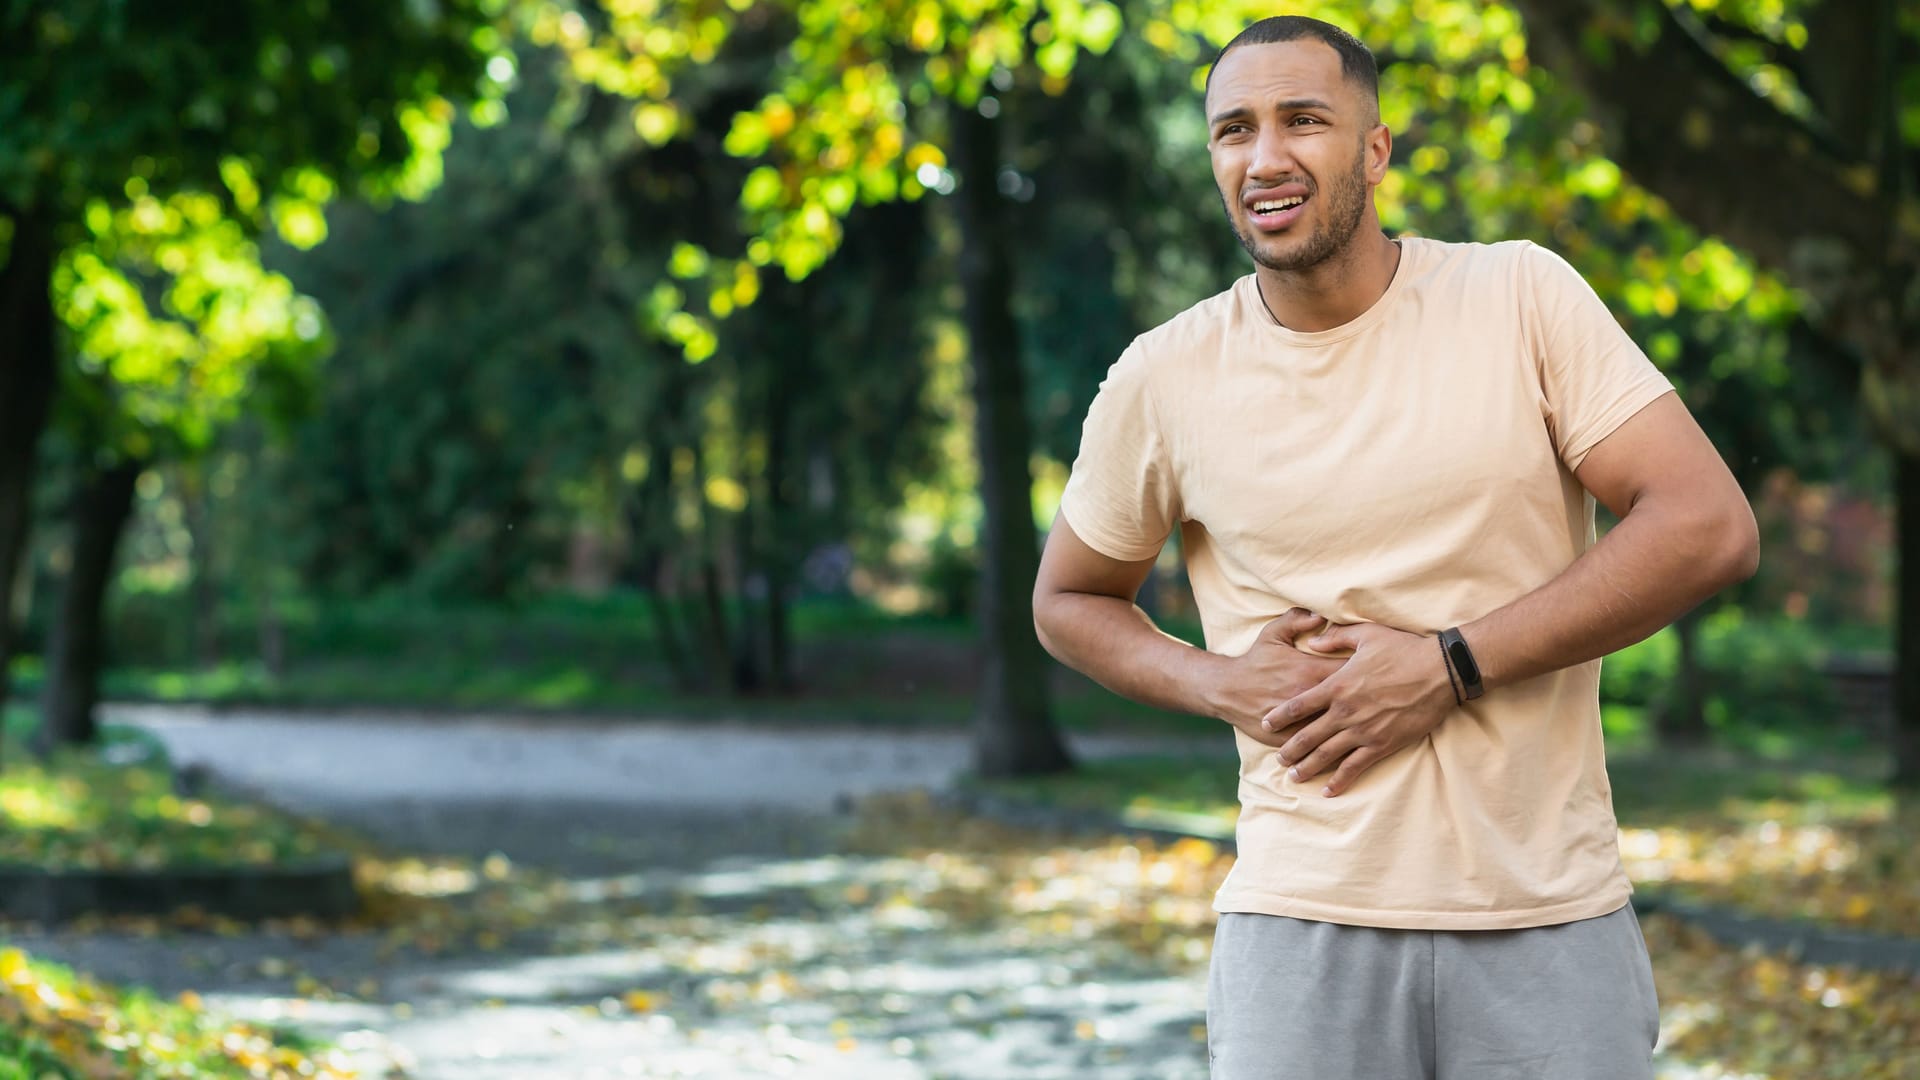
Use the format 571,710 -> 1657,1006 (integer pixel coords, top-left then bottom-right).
1215,608 -> 1347,748
1261,621 -> 1457,797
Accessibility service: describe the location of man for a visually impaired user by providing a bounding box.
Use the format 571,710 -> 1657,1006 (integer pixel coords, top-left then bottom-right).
1030,15 -> 1758,1080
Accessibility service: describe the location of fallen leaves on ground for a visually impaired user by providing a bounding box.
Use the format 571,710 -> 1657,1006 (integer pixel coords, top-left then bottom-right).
0,947 -> 356,1079
1617,790 -> 1920,939
1644,914 -> 1920,1079
838,794 -> 1920,1080
985,753 -> 1920,939
12,783 -> 1919,1078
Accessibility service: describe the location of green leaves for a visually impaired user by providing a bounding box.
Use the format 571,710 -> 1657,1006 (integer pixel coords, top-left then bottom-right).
53,190 -> 326,460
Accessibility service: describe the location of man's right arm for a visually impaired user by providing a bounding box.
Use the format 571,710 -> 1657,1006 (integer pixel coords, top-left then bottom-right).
1031,511 -> 1339,746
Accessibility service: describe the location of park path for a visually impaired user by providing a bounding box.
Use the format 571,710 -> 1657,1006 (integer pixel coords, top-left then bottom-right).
11,706 -> 1723,1079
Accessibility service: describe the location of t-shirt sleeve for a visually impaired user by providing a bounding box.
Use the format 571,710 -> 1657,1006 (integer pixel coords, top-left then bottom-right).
1056,344 -> 1181,562
1522,242 -> 1676,470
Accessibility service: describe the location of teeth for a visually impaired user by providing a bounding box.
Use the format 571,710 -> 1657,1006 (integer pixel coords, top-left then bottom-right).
1253,196 -> 1306,213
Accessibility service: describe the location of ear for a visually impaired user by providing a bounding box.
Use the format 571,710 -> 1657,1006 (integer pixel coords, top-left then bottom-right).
1365,122 -> 1393,184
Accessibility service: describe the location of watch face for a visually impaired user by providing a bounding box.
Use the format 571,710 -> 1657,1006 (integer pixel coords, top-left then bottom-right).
1446,639 -> 1481,684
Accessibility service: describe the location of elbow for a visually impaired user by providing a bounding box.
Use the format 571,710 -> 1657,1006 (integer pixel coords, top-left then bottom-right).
1032,590 -> 1060,659
1714,501 -> 1761,590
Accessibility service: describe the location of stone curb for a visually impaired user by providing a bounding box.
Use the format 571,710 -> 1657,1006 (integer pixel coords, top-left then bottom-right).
0,856 -> 360,924
944,790 -> 1920,976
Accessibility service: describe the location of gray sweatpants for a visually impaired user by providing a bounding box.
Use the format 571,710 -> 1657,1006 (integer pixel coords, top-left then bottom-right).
1207,903 -> 1659,1080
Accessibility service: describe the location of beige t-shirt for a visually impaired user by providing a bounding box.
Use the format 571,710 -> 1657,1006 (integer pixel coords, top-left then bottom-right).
1058,237 -> 1674,931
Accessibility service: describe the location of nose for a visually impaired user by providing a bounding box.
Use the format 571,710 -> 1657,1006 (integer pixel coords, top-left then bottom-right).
1247,123 -> 1295,184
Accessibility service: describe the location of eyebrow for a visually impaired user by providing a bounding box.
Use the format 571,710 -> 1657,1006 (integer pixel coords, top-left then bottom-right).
1208,98 -> 1337,129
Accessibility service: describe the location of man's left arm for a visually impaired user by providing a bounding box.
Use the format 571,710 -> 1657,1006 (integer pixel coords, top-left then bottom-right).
1268,391 -> 1758,796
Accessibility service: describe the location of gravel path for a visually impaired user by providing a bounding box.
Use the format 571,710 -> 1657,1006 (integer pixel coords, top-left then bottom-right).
108,703 -> 1224,815
9,706 -> 1721,1078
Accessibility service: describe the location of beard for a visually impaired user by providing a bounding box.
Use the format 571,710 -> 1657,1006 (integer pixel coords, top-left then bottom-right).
1222,143 -> 1370,273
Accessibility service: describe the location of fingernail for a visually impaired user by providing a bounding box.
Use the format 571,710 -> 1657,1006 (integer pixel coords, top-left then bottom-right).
1322,786 -> 1335,798
1287,767 -> 1302,783
1307,636 -> 1327,647
1261,720 -> 1274,732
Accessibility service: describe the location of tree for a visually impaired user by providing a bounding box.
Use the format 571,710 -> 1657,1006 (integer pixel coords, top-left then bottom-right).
545,0 -> 1147,775
267,46 -> 944,698
0,0 -> 508,752
1508,0 -> 1920,781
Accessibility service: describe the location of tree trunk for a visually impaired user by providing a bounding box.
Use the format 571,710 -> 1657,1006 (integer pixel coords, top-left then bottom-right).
1894,449 -> 1920,787
949,100 -> 1072,778
689,439 -> 751,694
258,586 -> 287,678
0,206 -> 61,744
760,363 -> 796,694
35,459 -> 144,755
622,430 -> 701,692
1659,604 -> 1713,747
179,464 -> 222,669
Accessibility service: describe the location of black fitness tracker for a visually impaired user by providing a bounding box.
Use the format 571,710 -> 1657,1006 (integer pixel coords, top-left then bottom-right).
1440,627 -> 1484,701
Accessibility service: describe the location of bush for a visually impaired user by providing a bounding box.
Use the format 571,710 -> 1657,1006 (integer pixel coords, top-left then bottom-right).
1601,609 -> 1864,749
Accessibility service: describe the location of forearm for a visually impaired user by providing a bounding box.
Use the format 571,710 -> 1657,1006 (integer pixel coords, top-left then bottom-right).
1034,592 -> 1232,718
1463,490 -> 1758,690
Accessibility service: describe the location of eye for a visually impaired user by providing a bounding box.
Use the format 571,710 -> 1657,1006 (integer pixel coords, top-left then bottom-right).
1290,115 -> 1323,126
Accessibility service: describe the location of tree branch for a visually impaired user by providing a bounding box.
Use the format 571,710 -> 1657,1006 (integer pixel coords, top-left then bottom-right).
1510,0 -> 1892,284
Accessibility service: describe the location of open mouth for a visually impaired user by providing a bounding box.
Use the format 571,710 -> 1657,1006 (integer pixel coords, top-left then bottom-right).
1248,194 -> 1308,230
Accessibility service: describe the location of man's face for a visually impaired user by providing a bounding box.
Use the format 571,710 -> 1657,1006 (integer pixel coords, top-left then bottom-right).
1205,40 -> 1387,273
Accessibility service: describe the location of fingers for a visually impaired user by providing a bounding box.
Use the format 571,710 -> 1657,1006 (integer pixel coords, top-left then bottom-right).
1279,607 -> 1327,640
1284,726 -> 1360,785
1258,607 -> 1326,645
1263,679 -> 1335,733
1303,622 -> 1363,653
1320,745 -> 1383,797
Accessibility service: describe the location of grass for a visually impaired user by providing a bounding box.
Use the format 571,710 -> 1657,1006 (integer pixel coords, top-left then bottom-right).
12,590 -> 1883,748
0,948 -> 354,1079
13,592 -> 1209,735
0,713 -> 346,872
0,715 -> 360,1077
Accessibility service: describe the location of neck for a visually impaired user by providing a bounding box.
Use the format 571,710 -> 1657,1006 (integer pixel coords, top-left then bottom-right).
1254,229 -> 1402,333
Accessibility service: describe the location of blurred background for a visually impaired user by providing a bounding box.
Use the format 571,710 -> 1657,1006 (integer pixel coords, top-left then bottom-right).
1,1 -> 1917,1078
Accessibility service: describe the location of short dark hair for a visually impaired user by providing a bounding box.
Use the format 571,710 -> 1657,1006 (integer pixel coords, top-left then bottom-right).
1204,16 -> 1379,114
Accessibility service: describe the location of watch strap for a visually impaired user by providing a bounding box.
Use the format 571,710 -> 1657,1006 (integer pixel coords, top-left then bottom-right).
1440,627 -> 1484,701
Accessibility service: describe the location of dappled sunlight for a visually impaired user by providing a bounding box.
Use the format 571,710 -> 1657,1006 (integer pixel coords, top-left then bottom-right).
14,787 -> 1918,1078
0,948 -> 358,1079
1642,915 -> 1920,1080
0,754 -> 333,869
1615,785 -> 1918,937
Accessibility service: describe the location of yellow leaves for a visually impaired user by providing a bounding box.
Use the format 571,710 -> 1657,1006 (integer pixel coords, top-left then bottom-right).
741,165 -> 786,212
0,949 -> 29,985
904,142 -> 945,174
1646,914 -> 1920,1079
1614,780 -> 1920,940
909,3 -> 944,51
1568,157 -> 1622,199
730,260 -> 761,306
622,989 -> 666,1012
0,947 -> 357,1078
1409,145 -> 1452,175
668,242 -> 710,279
218,158 -> 262,217
634,101 -> 681,146
271,198 -> 328,249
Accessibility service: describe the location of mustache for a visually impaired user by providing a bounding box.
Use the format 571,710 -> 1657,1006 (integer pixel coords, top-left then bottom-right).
1242,177 -> 1316,200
